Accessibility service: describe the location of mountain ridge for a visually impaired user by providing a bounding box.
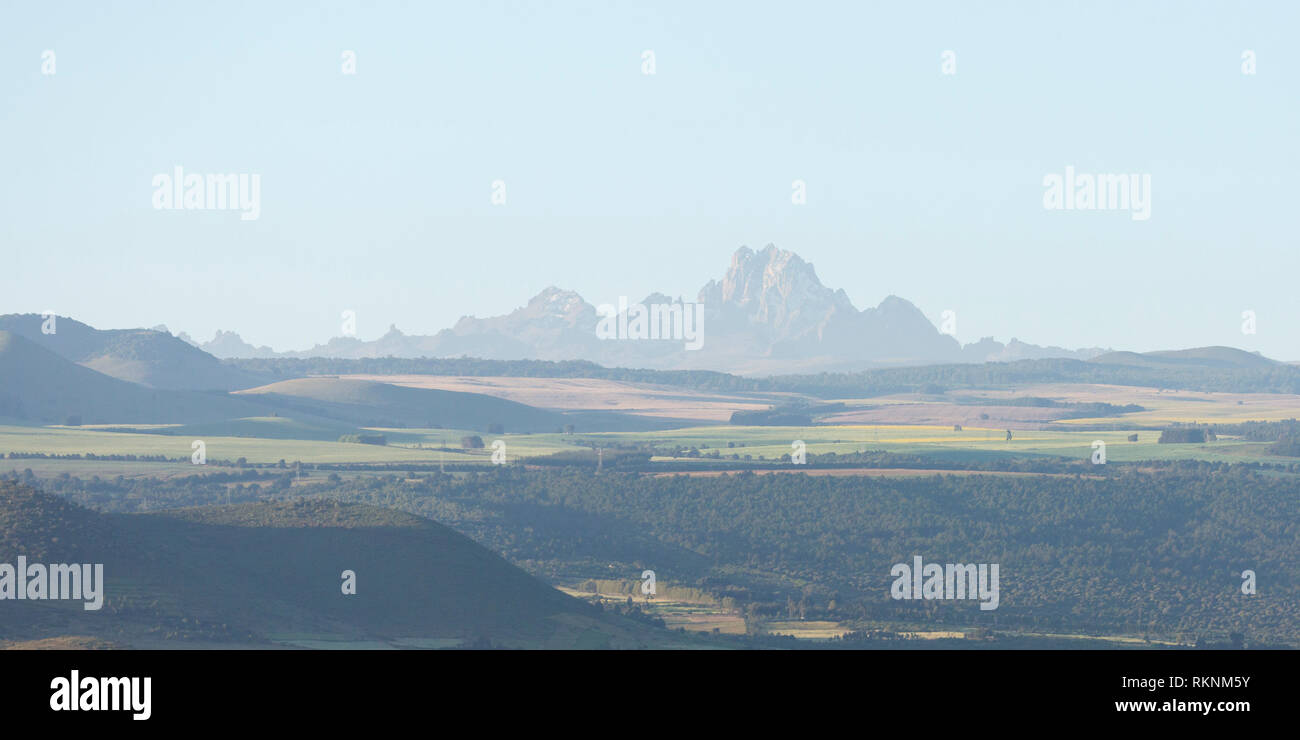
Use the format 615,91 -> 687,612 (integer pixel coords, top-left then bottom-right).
186,245 -> 1110,374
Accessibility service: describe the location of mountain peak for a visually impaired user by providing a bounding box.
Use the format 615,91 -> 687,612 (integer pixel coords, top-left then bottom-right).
202,330 -> 278,360
876,294 -> 922,314
533,285 -> 580,300
705,245 -> 853,336
521,287 -> 590,320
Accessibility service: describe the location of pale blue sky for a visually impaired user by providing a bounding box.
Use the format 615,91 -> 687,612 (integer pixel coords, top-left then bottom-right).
2,1 -> 1297,360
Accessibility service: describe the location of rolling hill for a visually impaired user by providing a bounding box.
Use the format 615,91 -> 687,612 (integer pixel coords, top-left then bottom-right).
0,331 -> 656,436
0,482 -> 672,648
0,314 -> 262,391
0,330 -> 267,425
1091,346 -> 1277,370
235,377 -> 573,432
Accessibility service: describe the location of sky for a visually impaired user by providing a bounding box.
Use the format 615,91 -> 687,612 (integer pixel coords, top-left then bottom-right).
2,1 -> 1297,359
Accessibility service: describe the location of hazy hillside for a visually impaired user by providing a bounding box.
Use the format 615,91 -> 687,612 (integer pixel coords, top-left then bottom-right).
235,377 -> 572,432
1092,346 -> 1277,370
0,332 -> 677,434
0,314 -> 262,391
0,483 -> 668,648
0,330 -> 267,425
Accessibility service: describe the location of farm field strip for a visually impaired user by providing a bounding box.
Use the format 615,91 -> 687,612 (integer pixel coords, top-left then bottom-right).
1,413 -> 1293,472
650,468 -> 1107,479
340,374 -> 788,422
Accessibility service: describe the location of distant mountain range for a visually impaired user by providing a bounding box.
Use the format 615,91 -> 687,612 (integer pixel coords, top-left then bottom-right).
2,246 -> 1286,432
179,245 -> 1110,374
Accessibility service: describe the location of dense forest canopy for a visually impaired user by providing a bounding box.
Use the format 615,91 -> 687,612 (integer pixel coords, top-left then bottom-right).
18,461 -> 1297,645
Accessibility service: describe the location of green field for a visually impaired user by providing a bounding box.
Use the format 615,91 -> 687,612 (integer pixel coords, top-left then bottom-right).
567,424 -> 1283,465
0,423 -> 483,465
1,420 -> 1290,476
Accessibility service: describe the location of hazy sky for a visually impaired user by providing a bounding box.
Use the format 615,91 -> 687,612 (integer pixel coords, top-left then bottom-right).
2,1 -> 1297,359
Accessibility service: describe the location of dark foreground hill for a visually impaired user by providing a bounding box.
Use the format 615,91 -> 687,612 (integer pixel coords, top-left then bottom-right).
0,483 -> 674,648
